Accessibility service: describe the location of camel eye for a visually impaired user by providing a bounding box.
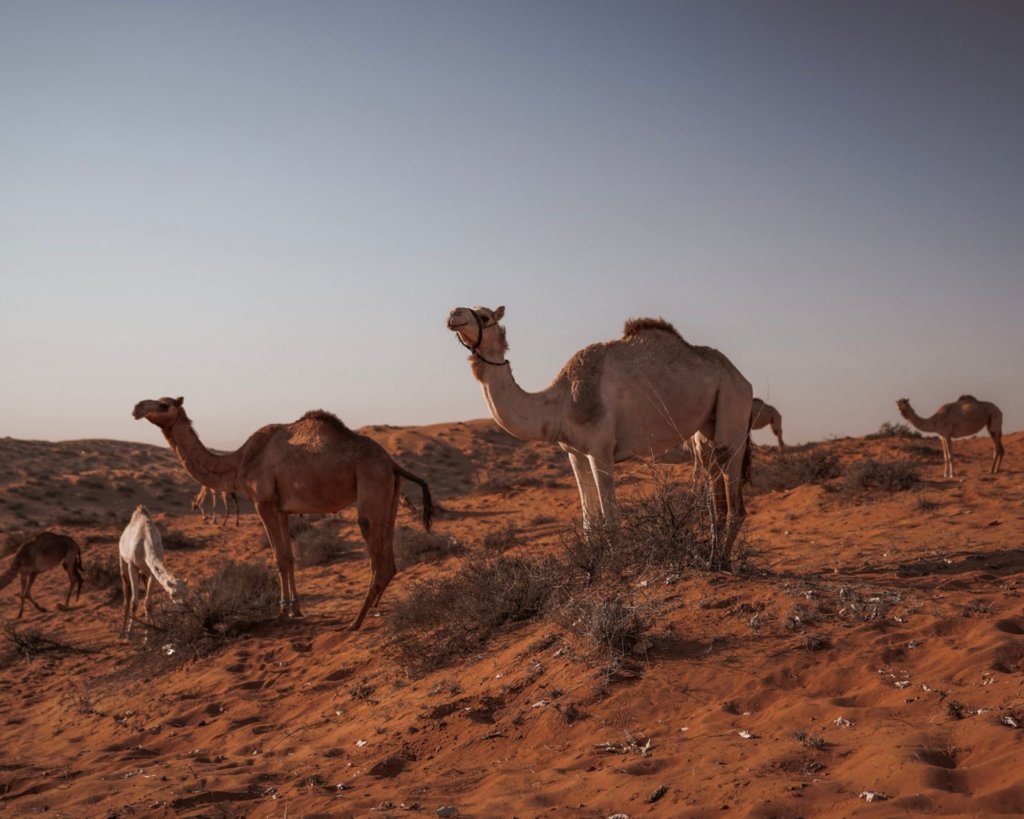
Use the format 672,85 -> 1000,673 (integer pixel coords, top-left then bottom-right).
158,403 -> 169,410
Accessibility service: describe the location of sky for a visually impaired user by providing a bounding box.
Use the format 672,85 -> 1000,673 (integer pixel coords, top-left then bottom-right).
1,0 -> 1022,450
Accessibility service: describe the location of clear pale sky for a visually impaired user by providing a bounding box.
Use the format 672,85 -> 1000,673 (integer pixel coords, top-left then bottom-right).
2,1 -> 1022,450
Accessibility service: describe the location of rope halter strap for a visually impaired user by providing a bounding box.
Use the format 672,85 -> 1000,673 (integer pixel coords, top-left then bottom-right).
455,309 -> 510,367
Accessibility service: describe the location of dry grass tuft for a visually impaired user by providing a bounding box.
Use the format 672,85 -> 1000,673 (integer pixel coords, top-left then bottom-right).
394,526 -> 463,569
844,460 -> 920,492
140,561 -> 279,663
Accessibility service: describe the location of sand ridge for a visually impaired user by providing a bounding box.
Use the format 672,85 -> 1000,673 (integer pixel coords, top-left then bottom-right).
0,424 -> 1022,817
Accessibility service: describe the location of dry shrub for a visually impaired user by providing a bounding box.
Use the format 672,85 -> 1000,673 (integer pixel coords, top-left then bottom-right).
144,561 -> 278,661
291,518 -> 345,568
394,526 -> 463,569
386,553 -> 562,671
791,450 -> 843,484
844,460 -> 919,492
563,481 -> 727,578
557,592 -> 649,657
0,625 -> 76,667
867,422 -> 922,439
481,522 -> 522,553
84,554 -> 123,604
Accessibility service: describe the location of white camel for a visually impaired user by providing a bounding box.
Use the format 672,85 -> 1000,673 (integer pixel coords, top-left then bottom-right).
447,306 -> 753,566
118,505 -> 189,637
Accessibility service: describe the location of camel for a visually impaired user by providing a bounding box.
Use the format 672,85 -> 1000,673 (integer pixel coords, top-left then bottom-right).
0,532 -> 83,619
691,397 -> 783,480
896,395 -> 1005,478
118,505 -> 189,638
191,485 -> 240,526
751,398 -> 785,453
446,306 -> 753,566
133,397 -> 434,629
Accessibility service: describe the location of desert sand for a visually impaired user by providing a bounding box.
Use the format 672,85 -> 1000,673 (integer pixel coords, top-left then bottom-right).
1,422 -> 1022,817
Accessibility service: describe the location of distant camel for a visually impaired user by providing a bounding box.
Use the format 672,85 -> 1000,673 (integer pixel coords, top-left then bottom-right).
133,397 -> 434,629
0,533 -> 83,619
192,485 -> 240,526
691,397 -> 784,481
751,398 -> 785,453
896,395 -> 1005,478
446,306 -> 752,567
119,504 -> 189,638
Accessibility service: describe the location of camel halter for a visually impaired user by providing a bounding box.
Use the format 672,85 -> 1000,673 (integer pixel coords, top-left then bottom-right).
455,309 -> 510,367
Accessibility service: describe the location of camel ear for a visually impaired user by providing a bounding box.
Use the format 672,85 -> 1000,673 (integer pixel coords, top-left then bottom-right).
493,305 -> 505,321
174,397 -> 184,407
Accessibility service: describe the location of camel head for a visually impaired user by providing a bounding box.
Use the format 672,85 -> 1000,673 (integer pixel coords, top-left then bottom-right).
132,396 -> 185,429
446,305 -> 508,363
895,398 -> 911,418
168,577 -> 190,605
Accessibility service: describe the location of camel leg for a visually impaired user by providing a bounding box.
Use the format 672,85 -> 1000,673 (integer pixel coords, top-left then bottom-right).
567,451 -> 602,530
588,450 -> 617,526
991,432 -> 1004,474
350,475 -> 400,630
125,563 -> 145,637
255,503 -> 301,617
17,574 -> 28,619
119,559 -> 132,637
942,436 -> 955,478
23,573 -> 47,613
232,493 -> 240,526
139,573 -> 154,626
62,563 -> 75,608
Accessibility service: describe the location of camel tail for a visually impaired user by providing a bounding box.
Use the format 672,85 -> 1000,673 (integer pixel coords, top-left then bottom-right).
394,465 -> 434,531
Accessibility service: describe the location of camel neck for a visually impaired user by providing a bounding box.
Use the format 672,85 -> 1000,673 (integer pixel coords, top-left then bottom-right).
162,415 -> 241,492
901,405 -> 936,433
474,361 -> 563,443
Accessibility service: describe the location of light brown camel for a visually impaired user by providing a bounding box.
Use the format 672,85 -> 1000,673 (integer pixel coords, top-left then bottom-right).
896,395 -> 1005,478
191,485 -> 240,526
119,505 -> 189,638
751,398 -> 785,453
133,397 -> 434,629
0,533 -> 83,618
446,306 -> 753,567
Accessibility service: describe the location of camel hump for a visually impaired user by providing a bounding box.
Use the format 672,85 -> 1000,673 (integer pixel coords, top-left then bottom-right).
957,394 -> 978,402
300,409 -> 351,433
622,317 -> 683,340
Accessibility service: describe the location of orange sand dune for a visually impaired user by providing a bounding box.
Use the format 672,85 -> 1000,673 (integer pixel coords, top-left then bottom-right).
1,425 -> 1022,817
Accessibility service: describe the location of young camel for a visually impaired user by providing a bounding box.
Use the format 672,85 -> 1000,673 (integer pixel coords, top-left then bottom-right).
191,485 -> 240,526
133,397 -> 434,629
896,395 -> 1005,478
0,533 -> 83,619
446,306 -> 752,567
118,505 -> 189,638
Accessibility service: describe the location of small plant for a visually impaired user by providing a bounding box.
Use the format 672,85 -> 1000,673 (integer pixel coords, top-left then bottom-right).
558,593 -> 649,658
394,526 -> 462,569
844,460 -> 919,492
791,450 -> 843,484
386,553 -> 561,671
1,626 -> 76,667
793,730 -> 827,750
143,561 -> 279,661
868,422 -> 922,439
292,519 -> 343,568
481,523 -> 523,553
84,554 -> 123,604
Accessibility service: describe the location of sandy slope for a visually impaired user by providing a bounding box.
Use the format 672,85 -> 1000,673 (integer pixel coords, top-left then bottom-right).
0,424 -> 1022,818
